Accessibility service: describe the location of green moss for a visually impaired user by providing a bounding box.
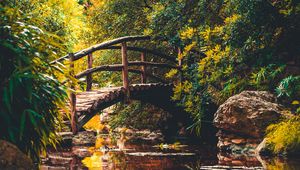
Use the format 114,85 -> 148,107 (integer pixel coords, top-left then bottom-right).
266,116 -> 300,155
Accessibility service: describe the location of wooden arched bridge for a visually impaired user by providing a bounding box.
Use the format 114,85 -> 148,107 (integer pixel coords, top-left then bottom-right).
51,36 -> 183,134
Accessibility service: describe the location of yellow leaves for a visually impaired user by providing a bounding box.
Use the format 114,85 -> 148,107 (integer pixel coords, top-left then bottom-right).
224,14 -> 241,25
90,0 -> 106,9
83,115 -> 105,131
200,27 -> 212,42
203,44 -> 227,64
143,28 -> 153,35
200,25 -> 224,42
165,69 -> 178,79
185,100 -> 193,109
153,3 -> 165,12
292,100 -> 300,105
181,41 -> 196,59
198,57 -> 208,72
212,25 -> 223,33
266,116 -> 300,154
172,81 -> 192,101
184,95 -> 200,113
172,83 -> 182,101
95,137 -> 105,149
180,27 -> 196,40
182,81 -> 192,93
223,65 -> 233,75
82,151 -> 104,169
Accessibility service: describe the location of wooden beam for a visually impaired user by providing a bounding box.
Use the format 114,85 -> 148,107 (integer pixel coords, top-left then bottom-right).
69,53 -> 78,134
50,35 -> 151,64
74,61 -> 179,79
141,52 -> 146,83
101,46 -> 176,63
128,61 -> 179,69
86,53 -> 93,91
122,42 -> 129,102
75,64 -> 123,78
75,65 -> 169,83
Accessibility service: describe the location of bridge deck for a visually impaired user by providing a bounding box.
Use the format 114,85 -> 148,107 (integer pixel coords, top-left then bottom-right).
76,86 -> 124,112
74,83 -> 169,113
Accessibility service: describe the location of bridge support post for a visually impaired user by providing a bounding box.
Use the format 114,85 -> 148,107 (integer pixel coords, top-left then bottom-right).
86,53 -> 93,91
69,53 -> 78,134
140,52 -> 146,83
121,42 -> 130,102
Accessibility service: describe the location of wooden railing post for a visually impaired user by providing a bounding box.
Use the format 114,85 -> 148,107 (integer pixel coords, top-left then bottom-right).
86,53 -> 93,91
69,53 -> 78,134
140,52 -> 146,83
121,42 -> 129,102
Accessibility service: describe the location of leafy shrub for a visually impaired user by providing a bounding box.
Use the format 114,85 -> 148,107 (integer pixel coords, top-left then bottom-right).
109,101 -> 170,130
276,76 -> 300,113
0,3 -> 67,161
266,116 -> 300,155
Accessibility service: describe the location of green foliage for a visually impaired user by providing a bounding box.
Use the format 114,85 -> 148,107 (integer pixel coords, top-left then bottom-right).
0,2 -> 67,161
266,116 -> 300,155
276,76 -> 300,113
276,76 -> 300,99
109,101 -> 169,130
157,0 -> 300,132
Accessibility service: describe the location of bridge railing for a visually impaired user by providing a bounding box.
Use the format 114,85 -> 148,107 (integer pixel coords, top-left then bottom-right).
52,35 -> 182,134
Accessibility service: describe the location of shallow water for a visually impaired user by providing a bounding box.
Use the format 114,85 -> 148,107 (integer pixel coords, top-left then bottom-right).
40,134 -> 300,170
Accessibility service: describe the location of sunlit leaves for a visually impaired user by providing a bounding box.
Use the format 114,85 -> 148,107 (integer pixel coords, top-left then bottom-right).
266,116 -> 300,154
83,115 -> 105,131
82,151 -> 104,169
0,2 -> 67,161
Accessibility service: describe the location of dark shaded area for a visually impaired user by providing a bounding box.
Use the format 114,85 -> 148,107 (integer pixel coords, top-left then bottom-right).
131,85 -> 218,144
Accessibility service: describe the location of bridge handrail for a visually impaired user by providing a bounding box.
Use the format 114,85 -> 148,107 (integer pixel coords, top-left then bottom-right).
75,62 -> 179,78
50,35 -> 176,64
101,46 -> 176,63
75,67 -> 167,83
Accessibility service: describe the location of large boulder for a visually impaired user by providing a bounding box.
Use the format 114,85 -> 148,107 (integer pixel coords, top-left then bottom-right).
0,140 -> 34,170
214,91 -> 284,138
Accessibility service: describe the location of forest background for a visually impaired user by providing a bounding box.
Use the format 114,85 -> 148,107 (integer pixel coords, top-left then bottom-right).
0,0 -> 299,161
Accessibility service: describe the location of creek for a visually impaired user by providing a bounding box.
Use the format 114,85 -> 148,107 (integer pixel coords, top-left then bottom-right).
40,131 -> 300,170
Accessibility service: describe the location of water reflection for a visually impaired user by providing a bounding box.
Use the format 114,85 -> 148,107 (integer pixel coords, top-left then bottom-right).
41,133 -> 300,170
